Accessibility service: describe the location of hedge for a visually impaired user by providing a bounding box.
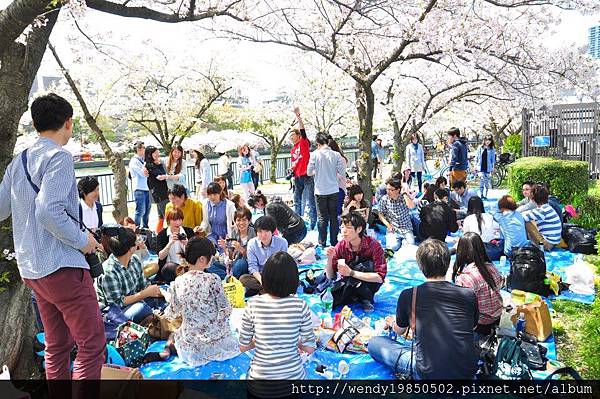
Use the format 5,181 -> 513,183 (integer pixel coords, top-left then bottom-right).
507,157 -> 589,204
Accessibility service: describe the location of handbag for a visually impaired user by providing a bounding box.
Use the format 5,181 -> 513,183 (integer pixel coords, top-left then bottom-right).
111,321 -> 150,368
395,286 -> 417,380
223,275 -> 246,308
144,313 -> 182,340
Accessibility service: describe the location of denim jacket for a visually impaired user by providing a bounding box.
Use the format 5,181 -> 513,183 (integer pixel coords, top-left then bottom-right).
475,146 -> 496,173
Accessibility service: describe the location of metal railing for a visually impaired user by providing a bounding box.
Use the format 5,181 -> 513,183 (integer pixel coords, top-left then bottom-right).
83,149 -> 359,207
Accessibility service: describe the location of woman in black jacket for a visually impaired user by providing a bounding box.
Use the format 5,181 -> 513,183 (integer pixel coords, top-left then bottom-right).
145,146 -> 169,231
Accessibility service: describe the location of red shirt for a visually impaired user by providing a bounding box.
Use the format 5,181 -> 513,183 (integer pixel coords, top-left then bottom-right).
291,132 -> 310,177
331,236 -> 387,280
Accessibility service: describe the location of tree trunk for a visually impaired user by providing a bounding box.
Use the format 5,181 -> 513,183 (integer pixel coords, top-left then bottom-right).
49,43 -> 129,222
0,11 -> 59,378
355,82 -> 375,203
269,140 -> 278,183
108,153 -> 129,221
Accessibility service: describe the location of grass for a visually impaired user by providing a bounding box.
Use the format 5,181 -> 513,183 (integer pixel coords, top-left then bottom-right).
552,255 -> 600,378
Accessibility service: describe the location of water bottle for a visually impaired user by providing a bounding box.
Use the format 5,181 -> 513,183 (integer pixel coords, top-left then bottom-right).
515,312 -> 526,333
321,288 -> 333,313
499,255 -> 507,269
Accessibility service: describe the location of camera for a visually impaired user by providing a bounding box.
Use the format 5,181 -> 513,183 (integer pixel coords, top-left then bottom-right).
225,238 -> 237,248
177,232 -> 187,241
85,252 -> 104,278
285,170 -> 295,181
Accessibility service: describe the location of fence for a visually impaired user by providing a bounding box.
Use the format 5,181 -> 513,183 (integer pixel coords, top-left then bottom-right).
88,148 -> 360,207
522,103 -> 600,178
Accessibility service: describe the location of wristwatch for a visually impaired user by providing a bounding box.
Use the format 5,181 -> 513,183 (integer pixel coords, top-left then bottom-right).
349,270 -> 355,277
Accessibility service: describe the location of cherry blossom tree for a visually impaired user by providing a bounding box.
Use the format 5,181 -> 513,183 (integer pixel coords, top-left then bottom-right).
225,0 -> 600,200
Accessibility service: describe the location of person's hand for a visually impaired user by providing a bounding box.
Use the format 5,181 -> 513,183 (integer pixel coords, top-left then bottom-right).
82,232 -> 100,254
326,247 -> 336,259
141,285 -> 162,298
293,106 -> 300,115
218,238 -> 227,252
193,226 -> 203,235
384,316 -> 396,329
143,167 -> 149,177
338,262 -> 352,277
157,175 -> 167,181
231,240 -> 242,252
181,237 -> 189,247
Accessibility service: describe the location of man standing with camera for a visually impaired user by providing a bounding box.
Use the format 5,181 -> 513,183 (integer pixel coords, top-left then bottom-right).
0,94 -> 105,380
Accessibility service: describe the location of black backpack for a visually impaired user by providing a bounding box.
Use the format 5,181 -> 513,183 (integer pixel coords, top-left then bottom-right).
507,245 -> 549,296
562,224 -> 598,255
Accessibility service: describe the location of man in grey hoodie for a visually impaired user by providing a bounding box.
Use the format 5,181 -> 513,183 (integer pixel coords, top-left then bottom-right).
447,127 -> 469,186
307,132 -> 346,247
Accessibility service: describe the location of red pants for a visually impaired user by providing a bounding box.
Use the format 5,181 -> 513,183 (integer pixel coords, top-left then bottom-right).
24,267 -> 105,380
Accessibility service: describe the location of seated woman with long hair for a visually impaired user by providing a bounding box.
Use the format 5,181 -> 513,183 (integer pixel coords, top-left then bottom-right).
462,196 -> 502,261
344,184 -> 370,221
200,182 -> 236,248
142,237 -> 240,366
452,232 -> 503,337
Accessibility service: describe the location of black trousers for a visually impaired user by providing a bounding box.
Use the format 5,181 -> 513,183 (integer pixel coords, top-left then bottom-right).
315,193 -> 339,246
333,279 -> 382,308
372,158 -> 379,178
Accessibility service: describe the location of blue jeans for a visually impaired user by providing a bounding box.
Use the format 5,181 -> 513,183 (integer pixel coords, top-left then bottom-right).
134,190 -> 151,228
484,240 -> 504,261
231,258 -> 249,279
386,231 -> 415,251
368,336 -> 419,378
479,172 -> 490,198
294,175 -> 317,229
122,297 -> 166,324
207,261 -> 227,280
410,212 -> 421,242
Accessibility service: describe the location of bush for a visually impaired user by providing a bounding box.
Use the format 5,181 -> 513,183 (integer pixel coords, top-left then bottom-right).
507,157 -> 589,204
571,196 -> 600,231
502,133 -> 522,158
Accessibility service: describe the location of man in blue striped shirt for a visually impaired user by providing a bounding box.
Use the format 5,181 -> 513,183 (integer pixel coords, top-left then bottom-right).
0,94 -> 105,380
523,185 -> 562,251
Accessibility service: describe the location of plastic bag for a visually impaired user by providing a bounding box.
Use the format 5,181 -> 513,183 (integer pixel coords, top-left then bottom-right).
565,259 -> 595,295
223,276 -> 246,308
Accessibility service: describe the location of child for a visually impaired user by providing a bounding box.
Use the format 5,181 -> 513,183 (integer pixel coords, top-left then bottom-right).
475,135 -> 495,199
239,252 -> 316,383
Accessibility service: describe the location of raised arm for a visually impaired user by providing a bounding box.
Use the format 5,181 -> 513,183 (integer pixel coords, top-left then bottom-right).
293,107 -> 306,136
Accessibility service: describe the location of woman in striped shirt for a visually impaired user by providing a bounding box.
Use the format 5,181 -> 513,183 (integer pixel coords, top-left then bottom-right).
239,252 -> 316,386
523,185 -> 562,251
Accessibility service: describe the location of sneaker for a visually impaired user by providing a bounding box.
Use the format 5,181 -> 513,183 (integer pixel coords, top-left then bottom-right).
361,300 -> 374,313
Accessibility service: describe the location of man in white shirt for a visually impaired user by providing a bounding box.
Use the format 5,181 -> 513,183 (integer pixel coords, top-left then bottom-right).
129,141 -> 150,228
307,132 -> 346,247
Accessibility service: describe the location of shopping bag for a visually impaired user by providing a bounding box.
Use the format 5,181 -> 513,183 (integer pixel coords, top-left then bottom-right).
223,275 -> 246,308
111,321 -> 150,368
511,299 -> 553,342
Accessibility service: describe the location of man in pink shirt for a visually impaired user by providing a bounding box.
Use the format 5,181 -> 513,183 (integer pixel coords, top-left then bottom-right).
289,107 -> 317,229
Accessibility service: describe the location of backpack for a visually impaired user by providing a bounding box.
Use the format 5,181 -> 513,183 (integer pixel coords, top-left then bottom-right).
562,224 -> 598,255
493,336 -> 533,380
507,245 -> 550,297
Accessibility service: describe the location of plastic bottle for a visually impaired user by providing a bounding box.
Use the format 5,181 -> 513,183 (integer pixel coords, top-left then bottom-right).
515,312 -> 526,333
321,288 -> 333,313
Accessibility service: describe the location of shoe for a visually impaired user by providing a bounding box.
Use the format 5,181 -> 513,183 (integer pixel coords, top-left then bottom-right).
361,300 -> 374,313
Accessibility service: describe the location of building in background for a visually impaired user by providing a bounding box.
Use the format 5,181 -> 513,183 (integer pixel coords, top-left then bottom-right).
589,25 -> 600,59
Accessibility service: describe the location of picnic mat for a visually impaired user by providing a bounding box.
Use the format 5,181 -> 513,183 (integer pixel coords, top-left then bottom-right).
140,247 -> 561,380
140,196 -> 594,379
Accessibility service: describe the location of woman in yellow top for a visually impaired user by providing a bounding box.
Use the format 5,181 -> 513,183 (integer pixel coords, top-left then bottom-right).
165,184 -> 203,233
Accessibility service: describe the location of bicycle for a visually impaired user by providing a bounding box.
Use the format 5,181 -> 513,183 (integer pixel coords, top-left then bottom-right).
490,153 -> 515,188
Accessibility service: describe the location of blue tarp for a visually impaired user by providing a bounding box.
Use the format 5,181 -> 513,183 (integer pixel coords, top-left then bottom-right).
140,196 -> 593,380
